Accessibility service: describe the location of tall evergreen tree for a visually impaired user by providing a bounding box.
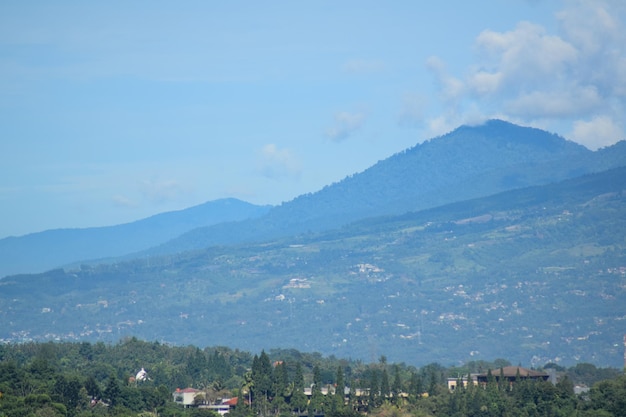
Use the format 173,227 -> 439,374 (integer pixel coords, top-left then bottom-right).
251,352 -> 273,416
333,365 -> 345,413
368,369 -> 379,409
309,365 -> 325,416
427,369 -> 438,396
103,375 -> 121,407
380,369 -> 390,402
272,361 -> 289,415
291,363 -> 308,414
408,371 -> 423,402
391,364 -> 402,405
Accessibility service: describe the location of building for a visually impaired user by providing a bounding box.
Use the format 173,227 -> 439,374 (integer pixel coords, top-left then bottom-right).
173,388 -> 204,407
447,374 -> 479,391
204,397 -> 239,416
448,367 -> 549,391
173,388 -> 240,414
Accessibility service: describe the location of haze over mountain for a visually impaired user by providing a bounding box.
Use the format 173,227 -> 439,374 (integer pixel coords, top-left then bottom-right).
149,120 -> 626,254
0,199 -> 270,278
2,120 -> 625,279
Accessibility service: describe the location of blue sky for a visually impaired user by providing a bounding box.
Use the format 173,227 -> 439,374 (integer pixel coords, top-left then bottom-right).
1,1 -> 625,238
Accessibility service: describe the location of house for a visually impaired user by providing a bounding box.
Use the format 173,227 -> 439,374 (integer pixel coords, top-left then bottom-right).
204,397 -> 239,416
173,389 -> 240,414
173,388 -> 204,407
448,367 -> 549,391
447,374 -> 479,391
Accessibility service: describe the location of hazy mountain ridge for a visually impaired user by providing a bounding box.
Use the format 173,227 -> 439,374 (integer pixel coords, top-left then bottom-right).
4,120 -> 624,274
2,120 -> 625,369
1,166 -> 625,368
0,198 -> 271,278
148,120 -> 626,255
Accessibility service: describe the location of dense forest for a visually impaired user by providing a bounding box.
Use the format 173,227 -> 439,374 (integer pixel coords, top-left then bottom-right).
1,338 -> 625,417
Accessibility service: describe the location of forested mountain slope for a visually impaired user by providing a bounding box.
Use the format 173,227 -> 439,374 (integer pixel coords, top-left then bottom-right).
3,120 -> 624,275
151,120 -> 626,254
2,166 -> 625,368
0,198 -> 271,277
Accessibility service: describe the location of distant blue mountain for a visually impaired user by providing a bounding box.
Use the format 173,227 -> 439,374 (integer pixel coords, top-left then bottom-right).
4,120 -> 625,277
0,198 -> 271,277
152,120 -> 626,253
2,165 -> 625,368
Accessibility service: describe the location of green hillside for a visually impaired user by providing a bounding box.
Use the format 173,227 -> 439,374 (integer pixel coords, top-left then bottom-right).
151,120 -> 626,254
0,198 -> 271,277
2,167 -> 625,368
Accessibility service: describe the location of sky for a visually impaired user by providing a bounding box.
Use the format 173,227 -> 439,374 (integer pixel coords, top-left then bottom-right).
1,0 -> 625,238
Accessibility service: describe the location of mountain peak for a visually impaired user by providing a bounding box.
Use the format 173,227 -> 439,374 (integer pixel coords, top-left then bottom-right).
448,119 -> 585,153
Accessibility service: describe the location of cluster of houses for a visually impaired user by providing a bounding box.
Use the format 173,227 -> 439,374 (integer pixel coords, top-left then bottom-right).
173,388 -> 239,414
174,366 -> 556,414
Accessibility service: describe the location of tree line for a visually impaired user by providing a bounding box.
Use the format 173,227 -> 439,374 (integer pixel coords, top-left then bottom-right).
0,338 -> 624,417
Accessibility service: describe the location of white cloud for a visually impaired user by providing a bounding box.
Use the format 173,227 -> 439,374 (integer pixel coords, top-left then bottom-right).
257,144 -> 301,179
426,0 -> 626,149
325,111 -> 366,141
569,115 -> 624,149
474,21 -> 578,89
467,71 -> 503,96
505,86 -> 602,118
426,56 -> 465,104
557,0 -> 620,56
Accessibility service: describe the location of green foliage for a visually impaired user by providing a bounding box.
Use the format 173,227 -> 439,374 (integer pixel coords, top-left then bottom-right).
1,340 -> 626,417
2,130 -> 626,371
583,375 -> 626,417
290,363 -> 307,414
4,168 -> 626,369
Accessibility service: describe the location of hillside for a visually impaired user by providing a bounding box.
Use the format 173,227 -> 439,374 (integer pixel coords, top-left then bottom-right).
150,120 -> 626,254
2,166 -> 625,368
3,120 -> 625,276
0,198 -> 271,277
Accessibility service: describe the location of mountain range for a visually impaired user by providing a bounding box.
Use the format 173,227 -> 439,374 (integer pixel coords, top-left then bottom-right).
0,198 -> 271,277
148,120 -> 626,255
3,120 -> 625,278
1,120 -> 625,368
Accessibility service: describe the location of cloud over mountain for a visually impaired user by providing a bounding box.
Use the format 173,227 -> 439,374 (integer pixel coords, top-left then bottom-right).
427,0 -> 626,149
325,111 -> 366,141
257,144 -> 301,179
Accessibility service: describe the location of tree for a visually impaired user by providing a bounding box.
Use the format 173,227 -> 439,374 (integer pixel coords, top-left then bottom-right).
309,365 -> 325,416
585,375 -> 626,417
408,371 -> 423,402
333,366 -> 346,413
380,369 -> 390,402
103,375 -> 121,407
52,374 -> 82,415
391,365 -> 402,405
186,348 -> 208,383
368,369 -> 380,409
271,361 -> 289,415
251,351 -> 273,415
84,375 -> 101,400
498,367 -> 505,391
291,363 -> 308,414
427,369 -> 438,396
